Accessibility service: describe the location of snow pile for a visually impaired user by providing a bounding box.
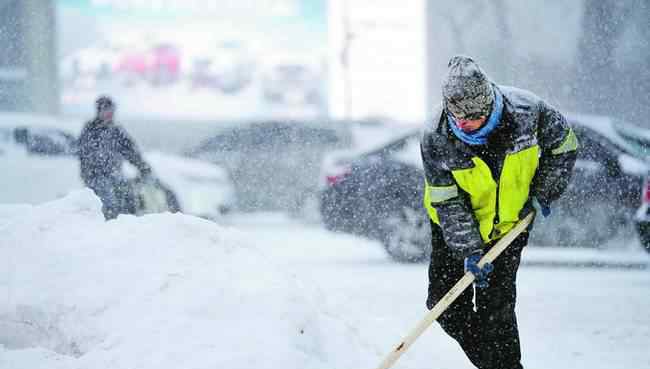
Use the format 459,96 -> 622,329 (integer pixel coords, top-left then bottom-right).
0,190 -> 372,369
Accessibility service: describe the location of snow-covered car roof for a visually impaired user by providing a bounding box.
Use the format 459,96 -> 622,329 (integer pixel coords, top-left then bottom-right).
567,113 -> 650,159
321,120 -> 420,160
12,126 -> 79,156
0,112 -> 83,133
190,119 -> 353,154
143,151 -> 230,181
325,113 -> 650,170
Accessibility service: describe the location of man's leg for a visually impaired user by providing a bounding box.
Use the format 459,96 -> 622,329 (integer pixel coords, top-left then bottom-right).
89,180 -> 120,220
115,178 -> 137,215
427,223 -> 488,368
474,232 -> 528,369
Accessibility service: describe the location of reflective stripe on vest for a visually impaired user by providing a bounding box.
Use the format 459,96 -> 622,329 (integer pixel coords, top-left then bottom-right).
551,127 -> 578,155
423,179 -> 441,224
424,145 -> 540,242
426,184 -> 458,203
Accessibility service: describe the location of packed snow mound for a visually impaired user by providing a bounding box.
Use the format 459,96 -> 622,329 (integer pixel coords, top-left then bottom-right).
0,190 -> 373,369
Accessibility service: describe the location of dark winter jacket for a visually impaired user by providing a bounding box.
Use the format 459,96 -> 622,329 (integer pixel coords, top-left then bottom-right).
420,85 -> 578,259
78,119 -> 151,187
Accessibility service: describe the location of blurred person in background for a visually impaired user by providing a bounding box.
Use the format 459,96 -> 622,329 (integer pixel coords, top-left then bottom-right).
420,56 -> 578,369
78,95 -> 154,220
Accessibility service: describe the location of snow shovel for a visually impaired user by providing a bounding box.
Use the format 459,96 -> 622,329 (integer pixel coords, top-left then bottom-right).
375,212 -> 535,369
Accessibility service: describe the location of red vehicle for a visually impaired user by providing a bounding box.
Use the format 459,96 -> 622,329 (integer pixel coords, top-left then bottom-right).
116,43 -> 181,86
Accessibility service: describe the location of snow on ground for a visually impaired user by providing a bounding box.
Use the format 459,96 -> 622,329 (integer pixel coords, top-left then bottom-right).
1,192 -> 650,369
0,191 -> 373,369
227,213 -> 650,369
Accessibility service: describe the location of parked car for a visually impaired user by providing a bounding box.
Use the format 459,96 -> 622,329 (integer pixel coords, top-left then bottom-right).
12,125 -> 79,156
533,115 -> 648,247
130,151 -> 236,218
319,130 -> 430,262
319,114 -> 650,262
0,125 -> 234,219
116,43 -> 181,86
634,180 -> 650,253
188,41 -> 255,94
187,120 -> 352,214
616,120 -> 650,254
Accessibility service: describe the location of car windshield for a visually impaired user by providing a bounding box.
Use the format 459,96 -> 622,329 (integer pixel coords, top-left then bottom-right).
194,121 -> 344,153
611,119 -> 650,159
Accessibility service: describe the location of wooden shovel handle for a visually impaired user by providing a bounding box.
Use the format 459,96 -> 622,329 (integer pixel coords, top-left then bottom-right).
375,212 -> 535,369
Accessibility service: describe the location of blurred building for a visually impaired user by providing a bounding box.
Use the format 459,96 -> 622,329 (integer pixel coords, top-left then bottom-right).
329,0 -> 649,125
0,0 -> 59,114
424,0 -> 649,124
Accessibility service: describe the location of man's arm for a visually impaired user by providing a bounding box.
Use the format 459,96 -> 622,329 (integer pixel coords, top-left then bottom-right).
531,102 -> 578,207
77,123 -> 93,185
115,126 -> 152,177
421,132 -> 483,259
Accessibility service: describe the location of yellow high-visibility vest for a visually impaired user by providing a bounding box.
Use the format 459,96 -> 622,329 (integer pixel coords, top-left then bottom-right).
424,145 -> 540,242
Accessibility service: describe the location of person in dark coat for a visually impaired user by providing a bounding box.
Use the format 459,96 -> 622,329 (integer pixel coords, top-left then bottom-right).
420,56 -> 578,369
78,96 -> 153,219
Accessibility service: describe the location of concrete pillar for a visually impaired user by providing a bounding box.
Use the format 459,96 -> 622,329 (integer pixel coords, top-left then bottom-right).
0,0 -> 58,114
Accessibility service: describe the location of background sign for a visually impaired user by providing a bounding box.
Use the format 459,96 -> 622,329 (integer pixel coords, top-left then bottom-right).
57,0 -> 328,120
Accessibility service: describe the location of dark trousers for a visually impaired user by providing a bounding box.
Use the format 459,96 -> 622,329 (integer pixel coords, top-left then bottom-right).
427,223 -> 527,369
88,177 -> 136,220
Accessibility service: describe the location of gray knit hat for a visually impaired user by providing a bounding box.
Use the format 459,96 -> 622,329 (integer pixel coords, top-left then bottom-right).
442,55 -> 494,119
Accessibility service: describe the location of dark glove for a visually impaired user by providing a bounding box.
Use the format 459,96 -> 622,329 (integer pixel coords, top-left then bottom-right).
139,165 -> 153,179
137,169 -> 158,186
464,251 -> 494,288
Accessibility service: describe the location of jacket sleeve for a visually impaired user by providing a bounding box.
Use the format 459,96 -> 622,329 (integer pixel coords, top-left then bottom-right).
115,127 -> 152,176
421,131 -> 484,259
531,102 -> 578,206
77,123 -> 92,184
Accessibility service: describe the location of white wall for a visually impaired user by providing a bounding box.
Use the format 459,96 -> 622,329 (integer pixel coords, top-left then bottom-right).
328,0 -> 427,122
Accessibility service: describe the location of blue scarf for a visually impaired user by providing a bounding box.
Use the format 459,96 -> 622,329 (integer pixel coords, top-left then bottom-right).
447,89 -> 503,145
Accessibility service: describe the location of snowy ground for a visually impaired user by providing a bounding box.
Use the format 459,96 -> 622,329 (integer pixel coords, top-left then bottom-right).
1,192 -> 649,369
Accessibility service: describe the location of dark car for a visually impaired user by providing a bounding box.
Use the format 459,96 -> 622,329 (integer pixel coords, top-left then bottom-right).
13,126 -> 79,156
320,115 -> 650,262
320,131 -> 431,262
634,179 -> 650,253
616,121 -> 650,254
187,120 -> 352,214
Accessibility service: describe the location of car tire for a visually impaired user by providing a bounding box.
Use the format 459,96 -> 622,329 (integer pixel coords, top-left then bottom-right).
379,205 -> 431,263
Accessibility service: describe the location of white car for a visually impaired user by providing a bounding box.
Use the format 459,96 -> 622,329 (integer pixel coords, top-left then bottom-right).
0,125 -> 236,219
261,62 -> 322,105
125,151 -> 236,218
188,41 -> 255,94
